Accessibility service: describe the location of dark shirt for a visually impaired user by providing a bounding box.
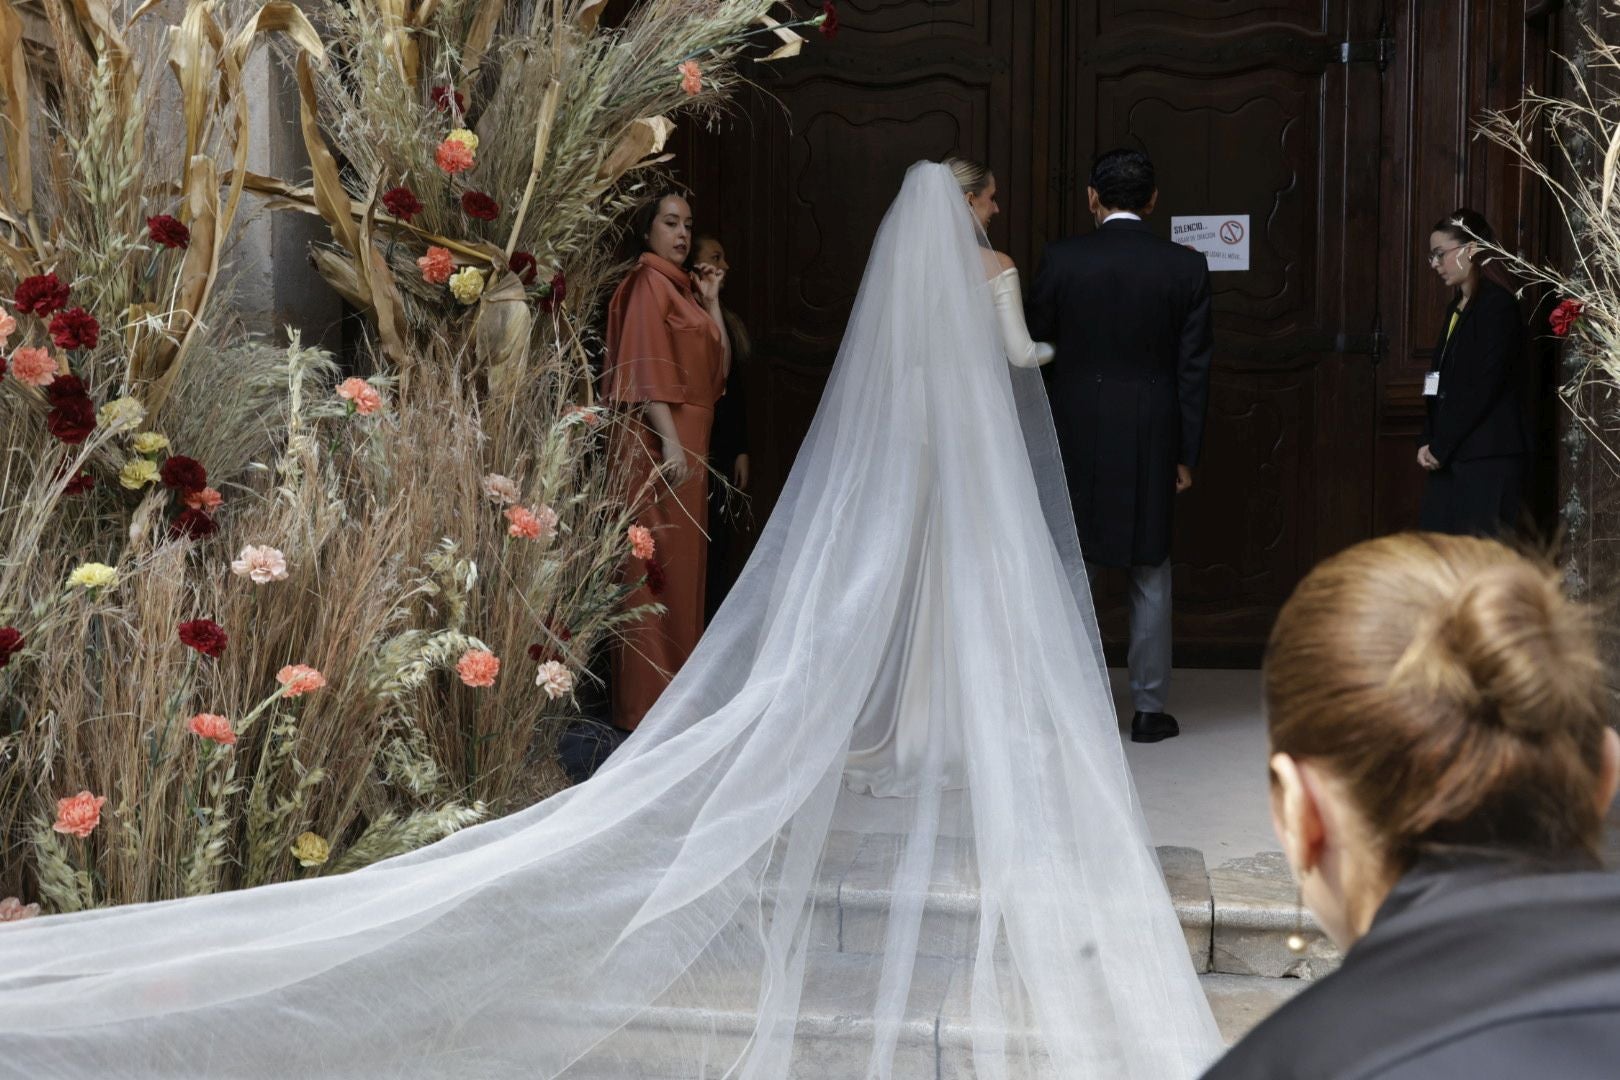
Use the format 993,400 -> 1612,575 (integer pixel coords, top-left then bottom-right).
1203,851 -> 1620,1079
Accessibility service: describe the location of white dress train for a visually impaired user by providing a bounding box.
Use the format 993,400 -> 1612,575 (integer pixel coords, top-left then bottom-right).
0,163 -> 1221,1079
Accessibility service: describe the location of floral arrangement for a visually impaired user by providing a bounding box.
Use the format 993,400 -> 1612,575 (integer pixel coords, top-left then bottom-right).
0,0 -> 829,915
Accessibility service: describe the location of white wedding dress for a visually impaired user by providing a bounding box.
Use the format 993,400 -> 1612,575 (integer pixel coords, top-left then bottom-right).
0,163 -> 1220,1078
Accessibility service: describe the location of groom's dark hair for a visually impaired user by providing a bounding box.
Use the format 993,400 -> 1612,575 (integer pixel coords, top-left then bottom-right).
1089,149 -> 1156,212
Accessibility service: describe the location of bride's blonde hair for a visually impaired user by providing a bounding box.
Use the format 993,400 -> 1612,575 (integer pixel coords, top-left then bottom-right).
943,156 -> 991,196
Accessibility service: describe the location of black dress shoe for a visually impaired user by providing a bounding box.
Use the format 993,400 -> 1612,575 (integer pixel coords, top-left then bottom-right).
1130,711 -> 1180,744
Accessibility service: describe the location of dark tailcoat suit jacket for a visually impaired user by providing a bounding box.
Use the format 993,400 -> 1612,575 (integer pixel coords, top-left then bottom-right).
1203,853 -> 1620,1080
1027,218 -> 1214,569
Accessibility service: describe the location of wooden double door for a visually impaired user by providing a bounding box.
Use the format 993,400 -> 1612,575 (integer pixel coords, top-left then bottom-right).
682,1 -> 1553,663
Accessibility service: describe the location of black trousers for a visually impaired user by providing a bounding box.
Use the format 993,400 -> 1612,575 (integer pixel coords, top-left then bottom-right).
1419,454 -> 1525,537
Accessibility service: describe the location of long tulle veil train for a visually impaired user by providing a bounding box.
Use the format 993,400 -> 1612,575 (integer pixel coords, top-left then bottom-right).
0,162 -> 1220,1078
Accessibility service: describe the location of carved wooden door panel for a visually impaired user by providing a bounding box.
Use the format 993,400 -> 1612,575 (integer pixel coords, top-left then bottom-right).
1063,1 -> 1389,662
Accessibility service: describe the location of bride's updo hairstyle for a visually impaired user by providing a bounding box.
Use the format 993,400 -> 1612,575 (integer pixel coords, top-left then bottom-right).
943,156 -> 991,197
1265,533 -> 1612,870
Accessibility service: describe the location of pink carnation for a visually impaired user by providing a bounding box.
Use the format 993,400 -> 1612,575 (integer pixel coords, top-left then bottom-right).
0,896 -> 39,922
0,308 -> 16,349
417,246 -> 454,285
183,486 -> 224,512
336,377 -> 383,416
231,544 -> 288,584
52,790 -> 106,838
629,524 -> 656,561
482,472 -> 519,505
276,664 -> 327,697
187,712 -> 237,746
9,346 -> 57,387
535,659 -> 575,700
435,138 -> 475,175
455,648 -> 500,688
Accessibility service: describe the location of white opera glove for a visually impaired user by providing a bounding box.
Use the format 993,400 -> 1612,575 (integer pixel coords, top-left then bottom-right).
991,268 -> 1055,368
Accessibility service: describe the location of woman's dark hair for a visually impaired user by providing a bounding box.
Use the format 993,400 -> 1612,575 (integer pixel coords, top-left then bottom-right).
1432,208 -> 1496,247
629,189 -> 691,254
1265,533 -> 1611,871
1089,149 -> 1156,212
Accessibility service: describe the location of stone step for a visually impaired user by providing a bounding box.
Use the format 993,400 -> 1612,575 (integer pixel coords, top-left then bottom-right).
804,832 -> 1339,979
564,952 -> 1307,1078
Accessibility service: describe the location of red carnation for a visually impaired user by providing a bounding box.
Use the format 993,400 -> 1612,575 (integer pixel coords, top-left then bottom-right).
159,454 -> 208,493
539,271 -> 567,313
170,508 -> 217,541
0,626 -> 21,668
382,186 -> 423,221
15,273 -> 71,316
430,85 -> 466,115
45,374 -> 87,402
46,396 -> 96,444
820,2 -> 839,39
147,215 -> 191,249
645,555 -> 666,596
1550,298 -> 1584,337
528,621 -> 573,663
461,191 -> 500,221
49,307 -> 100,351
177,618 -> 227,658
63,469 -> 95,495
508,251 -> 538,285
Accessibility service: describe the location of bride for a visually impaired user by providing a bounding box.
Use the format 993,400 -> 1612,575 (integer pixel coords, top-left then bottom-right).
0,161 -> 1220,1078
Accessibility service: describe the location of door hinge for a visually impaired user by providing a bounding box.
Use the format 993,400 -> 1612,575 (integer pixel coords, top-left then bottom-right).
1336,18 -> 1394,73
1370,318 -> 1387,366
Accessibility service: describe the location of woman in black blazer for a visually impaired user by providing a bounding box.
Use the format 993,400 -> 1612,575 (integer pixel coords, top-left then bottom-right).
1203,533 -> 1620,1080
1417,209 -> 1529,535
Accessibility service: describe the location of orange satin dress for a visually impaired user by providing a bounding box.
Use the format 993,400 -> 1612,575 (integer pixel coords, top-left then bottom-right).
603,253 -> 727,730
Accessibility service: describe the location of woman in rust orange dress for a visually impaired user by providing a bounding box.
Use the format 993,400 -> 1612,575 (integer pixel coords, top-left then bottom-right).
603,191 -> 730,731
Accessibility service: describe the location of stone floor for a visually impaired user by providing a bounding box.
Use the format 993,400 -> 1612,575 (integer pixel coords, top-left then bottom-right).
1115,666 -> 1620,870
1112,668 -> 1278,861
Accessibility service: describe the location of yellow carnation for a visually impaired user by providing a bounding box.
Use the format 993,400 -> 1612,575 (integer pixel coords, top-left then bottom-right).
291,831 -> 330,867
445,128 -> 479,152
449,266 -> 485,305
97,396 -> 146,432
68,562 -> 118,590
118,458 -> 159,489
131,431 -> 170,455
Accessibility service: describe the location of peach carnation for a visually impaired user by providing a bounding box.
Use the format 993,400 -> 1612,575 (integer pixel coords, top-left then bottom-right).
337,377 -> 383,416
629,524 -> 656,561
0,309 -> 16,349
535,660 -> 575,700
183,486 -> 224,512
417,246 -> 454,284
456,648 -> 500,688
434,137 -> 475,175
9,346 -> 57,387
187,712 -> 237,746
231,544 -> 288,584
505,505 -> 545,540
679,59 -> 703,96
52,790 -> 106,838
482,472 -> 519,505
276,664 -> 327,697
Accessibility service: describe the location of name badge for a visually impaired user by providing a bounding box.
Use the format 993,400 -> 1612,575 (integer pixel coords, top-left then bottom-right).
1423,372 -> 1440,397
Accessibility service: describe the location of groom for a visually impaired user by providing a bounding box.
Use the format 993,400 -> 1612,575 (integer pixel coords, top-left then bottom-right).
1027,148 -> 1214,744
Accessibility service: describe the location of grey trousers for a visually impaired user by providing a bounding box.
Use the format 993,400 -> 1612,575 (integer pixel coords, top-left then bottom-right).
1086,558 -> 1172,714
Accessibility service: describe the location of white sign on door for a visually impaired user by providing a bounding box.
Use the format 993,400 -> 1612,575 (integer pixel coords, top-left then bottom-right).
1170,215 -> 1250,272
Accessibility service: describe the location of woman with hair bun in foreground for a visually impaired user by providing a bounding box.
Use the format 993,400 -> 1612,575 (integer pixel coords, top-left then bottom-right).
1204,532 -> 1620,1080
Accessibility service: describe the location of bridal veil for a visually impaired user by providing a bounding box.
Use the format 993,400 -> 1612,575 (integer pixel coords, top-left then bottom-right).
0,162 -> 1219,1078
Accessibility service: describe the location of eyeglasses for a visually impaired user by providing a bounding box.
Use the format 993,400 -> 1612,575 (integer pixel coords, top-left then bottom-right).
1427,245 -> 1462,266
